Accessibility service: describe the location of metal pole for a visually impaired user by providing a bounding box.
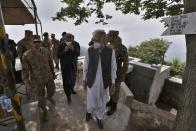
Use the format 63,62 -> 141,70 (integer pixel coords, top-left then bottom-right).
31,0 -> 38,35
34,8 -> 38,35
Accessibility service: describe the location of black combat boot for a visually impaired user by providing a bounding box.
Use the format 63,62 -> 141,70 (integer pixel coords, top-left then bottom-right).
106,98 -> 113,107
67,95 -> 72,105
107,102 -> 117,116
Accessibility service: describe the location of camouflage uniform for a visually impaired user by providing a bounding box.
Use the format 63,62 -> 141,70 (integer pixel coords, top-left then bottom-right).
112,43 -> 128,102
42,38 -> 52,51
17,30 -> 33,60
106,30 -> 128,115
22,47 -> 56,112
51,38 -> 60,67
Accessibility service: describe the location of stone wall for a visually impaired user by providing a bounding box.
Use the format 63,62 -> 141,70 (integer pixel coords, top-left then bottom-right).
126,100 -> 176,131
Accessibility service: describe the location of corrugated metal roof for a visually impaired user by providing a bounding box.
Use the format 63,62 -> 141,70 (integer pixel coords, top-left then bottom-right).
0,0 -> 37,25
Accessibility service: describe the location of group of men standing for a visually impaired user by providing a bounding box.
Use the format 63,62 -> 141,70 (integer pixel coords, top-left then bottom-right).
16,30 -> 80,122
83,29 -> 128,129
5,29 -> 128,130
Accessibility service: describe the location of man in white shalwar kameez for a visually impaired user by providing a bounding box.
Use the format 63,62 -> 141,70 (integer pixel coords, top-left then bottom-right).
83,30 -> 117,129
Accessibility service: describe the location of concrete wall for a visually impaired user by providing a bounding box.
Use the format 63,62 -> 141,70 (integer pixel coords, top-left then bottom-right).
125,62 -> 156,103
119,82 -> 134,108
125,62 -> 170,105
158,77 -> 183,109
148,65 -> 170,105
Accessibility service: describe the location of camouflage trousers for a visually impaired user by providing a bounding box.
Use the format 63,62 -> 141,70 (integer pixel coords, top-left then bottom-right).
33,80 -> 56,109
111,82 -> 121,103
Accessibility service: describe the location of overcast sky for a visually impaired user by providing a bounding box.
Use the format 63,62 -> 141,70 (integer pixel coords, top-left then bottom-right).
5,0 -> 186,61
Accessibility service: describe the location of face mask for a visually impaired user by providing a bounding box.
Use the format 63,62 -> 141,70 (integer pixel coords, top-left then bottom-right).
94,42 -> 101,48
66,41 -> 72,45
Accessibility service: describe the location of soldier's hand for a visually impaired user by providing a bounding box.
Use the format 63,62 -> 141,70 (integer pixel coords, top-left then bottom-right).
69,44 -> 74,51
111,84 -> 116,95
83,80 -> 87,90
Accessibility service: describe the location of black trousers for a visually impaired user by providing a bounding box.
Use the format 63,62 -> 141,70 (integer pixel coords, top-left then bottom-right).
63,84 -> 72,98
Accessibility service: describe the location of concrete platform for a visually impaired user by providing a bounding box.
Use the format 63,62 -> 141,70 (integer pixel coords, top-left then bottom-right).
1,69 -> 131,131
39,71 -> 131,131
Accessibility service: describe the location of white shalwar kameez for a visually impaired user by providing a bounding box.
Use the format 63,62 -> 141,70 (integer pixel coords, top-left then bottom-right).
83,45 -> 117,120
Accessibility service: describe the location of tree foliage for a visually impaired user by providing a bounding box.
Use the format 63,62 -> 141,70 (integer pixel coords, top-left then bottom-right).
53,0 -> 184,25
166,58 -> 185,78
128,38 -> 171,64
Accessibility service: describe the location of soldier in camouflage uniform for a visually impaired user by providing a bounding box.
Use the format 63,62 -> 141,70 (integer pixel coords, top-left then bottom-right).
51,34 -> 60,70
106,30 -> 129,115
17,30 -> 33,61
22,36 -> 56,121
42,32 -> 52,51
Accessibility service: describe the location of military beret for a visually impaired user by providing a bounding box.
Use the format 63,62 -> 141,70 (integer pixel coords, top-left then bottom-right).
93,29 -> 106,35
108,30 -> 119,37
62,32 -> 67,36
33,35 -> 41,42
43,32 -> 49,37
25,30 -> 33,35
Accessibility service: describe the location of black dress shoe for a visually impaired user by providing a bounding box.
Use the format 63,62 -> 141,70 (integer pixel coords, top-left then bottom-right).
96,118 -> 103,129
72,90 -> 77,94
106,99 -> 113,107
86,112 -> 91,122
67,96 -> 72,104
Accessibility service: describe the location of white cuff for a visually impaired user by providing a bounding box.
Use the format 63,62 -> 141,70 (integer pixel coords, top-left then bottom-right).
112,79 -> 115,84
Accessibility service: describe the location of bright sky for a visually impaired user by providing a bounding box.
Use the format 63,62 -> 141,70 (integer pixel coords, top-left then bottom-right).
5,0 -> 186,61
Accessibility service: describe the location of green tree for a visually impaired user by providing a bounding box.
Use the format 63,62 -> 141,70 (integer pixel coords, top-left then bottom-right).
53,0 -> 184,25
128,46 -> 139,58
128,39 -> 171,64
54,0 -> 196,131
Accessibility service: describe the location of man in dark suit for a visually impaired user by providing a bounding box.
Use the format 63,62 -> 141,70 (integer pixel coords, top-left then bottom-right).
70,34 -> 80,94
58,33 -> 80,104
